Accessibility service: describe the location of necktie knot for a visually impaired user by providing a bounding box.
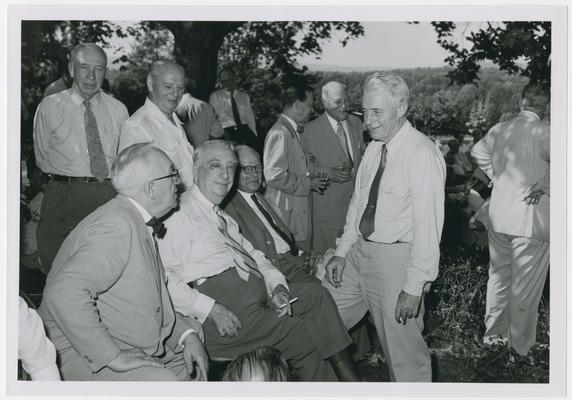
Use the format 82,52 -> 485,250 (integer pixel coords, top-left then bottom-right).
146,217 -> 166,239
84,99 -> 92,110
296,125 -> 304,134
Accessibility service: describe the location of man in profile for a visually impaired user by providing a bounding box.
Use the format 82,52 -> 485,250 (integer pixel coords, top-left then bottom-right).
176,85 -> 224,147
119,60 -> 195,190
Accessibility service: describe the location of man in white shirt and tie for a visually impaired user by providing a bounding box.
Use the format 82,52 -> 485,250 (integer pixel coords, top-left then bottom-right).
470,82 -> 550,362
325,73 -> 446,382
119,60 -> 195,190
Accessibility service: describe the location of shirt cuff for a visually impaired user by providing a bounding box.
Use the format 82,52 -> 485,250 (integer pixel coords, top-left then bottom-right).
192,293 -> 216,324
403,278 -> 426,297
178,329 -> 199,349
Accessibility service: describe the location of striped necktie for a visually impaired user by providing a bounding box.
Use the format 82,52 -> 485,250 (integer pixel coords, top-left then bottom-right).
84,100 -> 109,182
337,122 -> 353,164
359,144 -> 387,239
214,206 -> 262,279
251,193 -> 298,256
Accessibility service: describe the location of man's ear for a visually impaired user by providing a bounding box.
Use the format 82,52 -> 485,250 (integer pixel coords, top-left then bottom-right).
68,61 -> 74,79
145,181 -> 156,200
147,75 -> 154,94
397,100 -> 408,118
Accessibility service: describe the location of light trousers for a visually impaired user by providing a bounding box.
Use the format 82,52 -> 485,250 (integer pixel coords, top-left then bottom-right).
324,239 -> 431,381
485,230 -> 550,355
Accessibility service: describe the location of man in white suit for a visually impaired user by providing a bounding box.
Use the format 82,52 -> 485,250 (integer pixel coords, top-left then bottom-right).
471,82 -> 550,360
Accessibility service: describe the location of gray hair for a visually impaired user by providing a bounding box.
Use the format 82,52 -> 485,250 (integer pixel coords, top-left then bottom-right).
111,143 -> 170,196
234,144 -> 260,163
193,140 -> 236,168
321,81 -> 347,104
70,43 -> 107,65
363,72 -> 409,105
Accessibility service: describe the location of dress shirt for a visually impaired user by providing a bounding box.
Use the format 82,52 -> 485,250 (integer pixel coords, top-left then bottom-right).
470,110 -> 550,239
238,190 -> 291,254
175,93 -> 224,146
18,297 -> 61,381
209,89 -> 257,134
335,120 -> 446,296
33,86 -> 128,177
325,113 -> 354,161
119,98 -> 195,189
158,185 -> 288,323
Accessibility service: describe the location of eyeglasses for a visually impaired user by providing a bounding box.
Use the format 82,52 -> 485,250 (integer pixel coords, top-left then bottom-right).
152,169 -> 179,182
239,164 -> 263,175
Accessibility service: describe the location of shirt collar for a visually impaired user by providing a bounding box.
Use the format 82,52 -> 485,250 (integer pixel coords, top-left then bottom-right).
381,119 -> 411,152
70,85 -> 101,108
325,112 -> 346,132
280,114 -> 298,132
144,97 -> 177,124
237,189 -> 255,200
190,184 -> 217,211
126,197 -> 152,224
518,110 -> 541,121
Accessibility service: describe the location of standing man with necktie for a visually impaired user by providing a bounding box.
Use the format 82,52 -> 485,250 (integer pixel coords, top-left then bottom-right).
263,80 -> 329,253
209,65 -> 258,152
119,60 -> 195,191
302,81 -> 364,253
325,73 -> 446,382
34,43 -> 129,272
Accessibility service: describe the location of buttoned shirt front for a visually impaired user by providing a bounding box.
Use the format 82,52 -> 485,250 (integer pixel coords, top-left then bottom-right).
325,113 -> 354,161
119,98 -> 195,189
33,86 -> 129,177
334,120 -> 446,296
238,190 -> 291,255
209,89 -> 257,134
158,185 -> 288,323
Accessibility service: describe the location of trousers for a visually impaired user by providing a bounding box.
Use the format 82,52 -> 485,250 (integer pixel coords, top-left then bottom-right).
484,230 -> 550,355
37,180 -> 116,272
323,239 -> 432,381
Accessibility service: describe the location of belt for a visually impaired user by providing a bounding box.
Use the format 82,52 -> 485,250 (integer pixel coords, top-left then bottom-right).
45,173 -> 110,183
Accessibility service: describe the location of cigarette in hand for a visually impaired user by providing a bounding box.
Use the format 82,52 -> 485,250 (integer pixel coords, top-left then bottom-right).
279,297 -> 299,309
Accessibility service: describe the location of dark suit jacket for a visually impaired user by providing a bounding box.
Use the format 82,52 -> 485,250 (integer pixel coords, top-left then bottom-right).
302,113 -> 364,229
38,195 -> 201,373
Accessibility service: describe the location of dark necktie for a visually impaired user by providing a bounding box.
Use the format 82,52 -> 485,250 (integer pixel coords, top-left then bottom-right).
230,92 -> 242,127
251,193 -> 298,256
84,100 -> 109,182
146,217 -> 167,239
359,144 -> 387,239
214,206 -> 262,279
337,122 -> 353,164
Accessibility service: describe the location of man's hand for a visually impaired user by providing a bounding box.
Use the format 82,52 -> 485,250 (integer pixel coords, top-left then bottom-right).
328,165 -> 352,183
207,302 -> 242,337
270,284 -> 292,318
524,183 -> 546,205
394,290 -> 422,325
310,175 -> 329,194
107,348 -> 164,373
325,256 -> 346,288
181,332 -> 209,381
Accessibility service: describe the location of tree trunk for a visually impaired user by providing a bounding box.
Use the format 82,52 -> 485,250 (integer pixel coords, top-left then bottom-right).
163,21 -> 244,101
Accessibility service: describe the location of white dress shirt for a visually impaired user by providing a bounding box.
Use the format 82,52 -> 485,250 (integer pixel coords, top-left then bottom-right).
334,120 -> 446,296
158,185 -> 288,323
471,110 -> 550,240
34,86 -> 128,176
325,113 -> 354,161
119,98 -> 195,189
209,89 -> 257,134
18,297 -> 61,381
238,190 -> 291,255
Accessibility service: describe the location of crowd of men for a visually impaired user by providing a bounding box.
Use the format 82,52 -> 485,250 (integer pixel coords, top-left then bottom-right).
18,41 -> 551,382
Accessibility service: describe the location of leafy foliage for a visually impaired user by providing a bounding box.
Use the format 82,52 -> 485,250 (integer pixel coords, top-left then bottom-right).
431,21 -> 551,85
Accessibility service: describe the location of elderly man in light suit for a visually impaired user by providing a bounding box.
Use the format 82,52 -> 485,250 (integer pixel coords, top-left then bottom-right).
471,82 -> 550,359
302,81 -> 364,252
263,80 -> 328,252
38,143 -> 208,381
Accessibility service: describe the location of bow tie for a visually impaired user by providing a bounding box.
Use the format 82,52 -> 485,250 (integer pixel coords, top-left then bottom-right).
146,217 -> 166,239
296,125 -> 304,134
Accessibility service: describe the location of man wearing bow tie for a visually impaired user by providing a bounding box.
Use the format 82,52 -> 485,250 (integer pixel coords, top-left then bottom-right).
263,81 -> 329,252
38,143 -> 208,381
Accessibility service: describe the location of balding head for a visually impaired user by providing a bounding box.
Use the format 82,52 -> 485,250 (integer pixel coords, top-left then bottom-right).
68,43 -> 107,100
321,81 -> 349,122
147,59 -> 186,116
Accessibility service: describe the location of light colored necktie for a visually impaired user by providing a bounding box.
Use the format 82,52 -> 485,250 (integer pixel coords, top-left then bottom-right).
214,206 -> 262,279
359,144 -> 387,239
84,100 -> 108,182
337,122 -> 353,164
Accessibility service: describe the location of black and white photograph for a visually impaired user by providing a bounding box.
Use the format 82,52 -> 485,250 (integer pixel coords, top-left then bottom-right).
2,3 -> 568,399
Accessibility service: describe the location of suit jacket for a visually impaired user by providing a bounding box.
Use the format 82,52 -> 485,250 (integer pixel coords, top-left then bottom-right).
302,113 -> 364,229
38,195 -> 202,373
471,110 -> 550,241
223,190 -> 294,267
263,115 -> 311,243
